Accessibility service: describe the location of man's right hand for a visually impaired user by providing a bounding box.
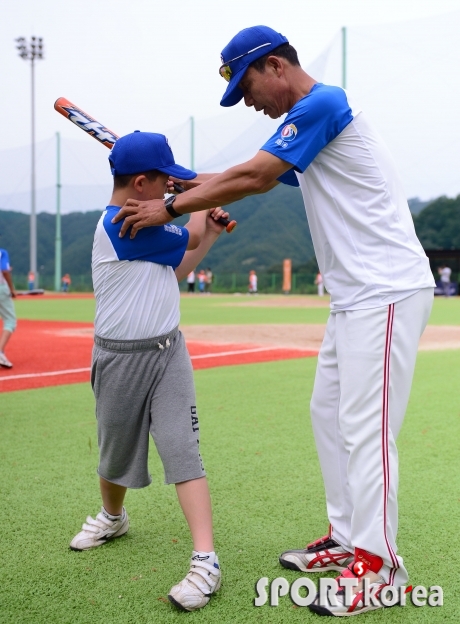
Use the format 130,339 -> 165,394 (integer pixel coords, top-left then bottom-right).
112,198 -> 173,239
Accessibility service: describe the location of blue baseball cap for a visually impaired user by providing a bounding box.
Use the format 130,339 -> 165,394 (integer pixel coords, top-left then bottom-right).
109,131 -> 197,179
220,26 -> 289,107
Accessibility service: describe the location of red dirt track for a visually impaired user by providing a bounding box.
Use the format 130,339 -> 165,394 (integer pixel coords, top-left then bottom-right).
0,320 -> 317,393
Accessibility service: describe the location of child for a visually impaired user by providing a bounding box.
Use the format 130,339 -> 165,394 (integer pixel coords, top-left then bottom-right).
70,131 -> 230,612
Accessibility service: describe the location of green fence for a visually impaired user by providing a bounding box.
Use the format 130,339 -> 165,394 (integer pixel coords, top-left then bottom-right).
180,273 -> 320,294
12,271 -> 460,295
13,273 -> 320,294
13,274 -> 94,292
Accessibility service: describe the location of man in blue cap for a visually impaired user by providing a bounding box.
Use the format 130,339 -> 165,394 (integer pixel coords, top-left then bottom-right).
70,131 -> 230,612
113,28 -> 434,616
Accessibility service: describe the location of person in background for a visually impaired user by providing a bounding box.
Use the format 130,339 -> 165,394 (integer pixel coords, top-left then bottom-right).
248,269 -> 258,294
204,267 -> 213,294
187,270 -> 196,293
198,270 -> 206,294
314,271 -> 324,297
28,271 -> 35,291
62,274 -> 72,293
438,265 -> 452,297
0,247 -> 17,368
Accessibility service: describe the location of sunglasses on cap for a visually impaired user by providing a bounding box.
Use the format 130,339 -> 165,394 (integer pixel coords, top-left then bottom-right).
219,42 -> 272,82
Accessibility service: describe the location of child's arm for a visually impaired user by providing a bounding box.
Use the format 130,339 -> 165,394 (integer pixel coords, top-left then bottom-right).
176,208 -> 230,282
184,211 -> 207,251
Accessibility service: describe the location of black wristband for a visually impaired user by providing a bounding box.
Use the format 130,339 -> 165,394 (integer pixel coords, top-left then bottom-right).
164,195 -> 182,219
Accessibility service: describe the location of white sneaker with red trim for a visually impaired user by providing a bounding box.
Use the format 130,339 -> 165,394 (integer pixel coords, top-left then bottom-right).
279,535 -> 354,573
309,549 -> 393,617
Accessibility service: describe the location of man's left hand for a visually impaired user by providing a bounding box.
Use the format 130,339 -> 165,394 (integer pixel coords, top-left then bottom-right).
112,198 -> 172,238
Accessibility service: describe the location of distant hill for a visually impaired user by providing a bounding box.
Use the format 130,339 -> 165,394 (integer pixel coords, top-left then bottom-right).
0,185 -> 315,278
408,197 -> 431,215
1,191 -> 458,282
0,209 -> 101,276
412,195 -> 460,249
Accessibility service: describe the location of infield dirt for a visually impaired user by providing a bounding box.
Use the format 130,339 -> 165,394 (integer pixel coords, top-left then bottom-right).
181,323 -> 460,351
51,322 -> 460,352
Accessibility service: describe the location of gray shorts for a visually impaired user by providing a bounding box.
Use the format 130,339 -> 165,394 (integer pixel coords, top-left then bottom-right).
91,327 -> 205,488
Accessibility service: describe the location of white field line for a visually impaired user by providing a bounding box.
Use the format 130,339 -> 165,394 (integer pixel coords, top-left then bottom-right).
190,346 -> 294,359
0,346 -> 315,382
0,367 -> 91,381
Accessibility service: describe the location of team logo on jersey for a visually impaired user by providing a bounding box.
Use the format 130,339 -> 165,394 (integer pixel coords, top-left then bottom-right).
164,224 -> 183,236
280,123 -> 297,142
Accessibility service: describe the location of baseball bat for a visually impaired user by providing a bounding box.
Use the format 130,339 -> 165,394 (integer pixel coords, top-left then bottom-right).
54,97 -> 236,233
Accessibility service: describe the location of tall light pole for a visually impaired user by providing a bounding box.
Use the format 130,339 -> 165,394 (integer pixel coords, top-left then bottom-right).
16,36 -> 44,288
54,132 -> 62,292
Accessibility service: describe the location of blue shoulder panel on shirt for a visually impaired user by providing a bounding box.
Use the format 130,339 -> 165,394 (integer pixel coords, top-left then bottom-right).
103,207 -> 189,270
0,249 -> 10,271
261,84 -> 353,181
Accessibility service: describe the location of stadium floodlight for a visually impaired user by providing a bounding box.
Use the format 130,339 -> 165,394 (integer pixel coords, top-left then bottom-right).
15,36 -> 45,288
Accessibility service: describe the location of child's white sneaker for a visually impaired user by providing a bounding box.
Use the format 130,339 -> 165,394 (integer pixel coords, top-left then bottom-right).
168,551 -> 221,611
70,507 -> 129,551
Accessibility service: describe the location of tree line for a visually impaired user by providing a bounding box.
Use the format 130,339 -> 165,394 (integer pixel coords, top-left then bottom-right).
0,190 -> 458,278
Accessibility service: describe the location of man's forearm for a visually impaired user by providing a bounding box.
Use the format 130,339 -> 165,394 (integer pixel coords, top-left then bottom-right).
173,149 -> 288,216
174,165 -> 266,215
114,151 -> 290,237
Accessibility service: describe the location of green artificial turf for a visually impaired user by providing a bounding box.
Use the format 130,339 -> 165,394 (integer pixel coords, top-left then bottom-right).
424,297 -> 460,325
13,294 -> 329,325
1,353 -> 459,623
14,294 -> 460,326
14,297 -> 96,323
179,295 -> 330,325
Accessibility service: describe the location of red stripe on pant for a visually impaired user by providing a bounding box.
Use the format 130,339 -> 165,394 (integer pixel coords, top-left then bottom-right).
382,304 -> 399,584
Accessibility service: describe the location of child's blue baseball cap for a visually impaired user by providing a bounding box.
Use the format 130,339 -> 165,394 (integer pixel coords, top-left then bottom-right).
219,25 -> 289,108
109,131 -> 197,179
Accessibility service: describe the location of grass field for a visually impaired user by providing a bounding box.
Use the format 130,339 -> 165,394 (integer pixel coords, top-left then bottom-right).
2,295 -> 460,623
13,293 -> 460,325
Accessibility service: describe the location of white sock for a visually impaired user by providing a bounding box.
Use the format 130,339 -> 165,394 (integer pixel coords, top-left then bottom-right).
192,550 -> 217,564
102,506 -> 123,521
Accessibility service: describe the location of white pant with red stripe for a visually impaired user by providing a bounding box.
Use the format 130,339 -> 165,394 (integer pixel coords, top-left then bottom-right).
310,288 -> 433,587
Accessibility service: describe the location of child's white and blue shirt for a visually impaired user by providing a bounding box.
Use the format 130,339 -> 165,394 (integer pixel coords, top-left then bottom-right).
92,206 -> 189,339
